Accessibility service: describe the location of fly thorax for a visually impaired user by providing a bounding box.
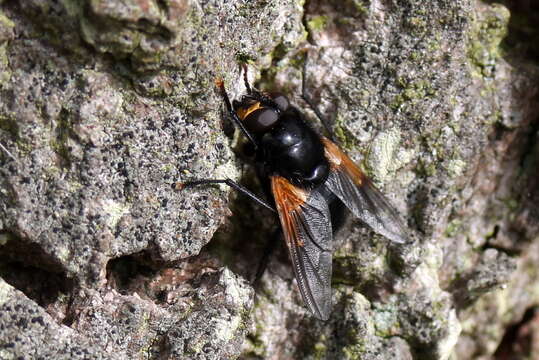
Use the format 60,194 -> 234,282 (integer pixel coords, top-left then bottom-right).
261,114 -> 329,186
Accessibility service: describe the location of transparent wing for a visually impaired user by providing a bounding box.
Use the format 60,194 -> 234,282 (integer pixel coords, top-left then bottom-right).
322,138 -> 409,244
271,176 -> 333,320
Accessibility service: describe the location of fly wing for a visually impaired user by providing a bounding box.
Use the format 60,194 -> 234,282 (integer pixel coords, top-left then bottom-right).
271,175 -> 333,320
322,137 -> 409,244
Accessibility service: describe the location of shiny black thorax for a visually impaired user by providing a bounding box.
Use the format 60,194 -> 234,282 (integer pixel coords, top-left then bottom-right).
252,105 -> 347,233
256,106 -> 330,188
233,92 -> 348,233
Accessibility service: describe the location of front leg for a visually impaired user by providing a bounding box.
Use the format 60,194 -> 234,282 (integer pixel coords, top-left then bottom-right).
215,79 -> 259,149
176,178 -> 276,213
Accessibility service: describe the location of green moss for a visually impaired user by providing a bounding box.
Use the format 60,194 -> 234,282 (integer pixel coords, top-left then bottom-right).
333,124 -> 349,148
389,94 -> 405,111
235,51 -> 257,64
0,43 -> 12,88
406,16 -> 427,35
332,114 -> 357,151
161,164 -> 173,173
241,298 -> 270,357
467,4 -> 510,78
409,51 -> 421,61
312,340 -> 328,360
391,78 -> 435,111
482,108 -> 502,126
403,82 -> 423,100
352,0 -> 369,16
0,113 -> 17,138
426,35 -> 442,52
0,10 -> 15,32
341,344 -> 365,360
407,79 -> 434,100
49,108 -> 73,167
307,15 -> 329,32
416,158 -> 437,177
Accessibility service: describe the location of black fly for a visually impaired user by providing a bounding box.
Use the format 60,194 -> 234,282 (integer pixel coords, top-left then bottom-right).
179,68 -> 409,320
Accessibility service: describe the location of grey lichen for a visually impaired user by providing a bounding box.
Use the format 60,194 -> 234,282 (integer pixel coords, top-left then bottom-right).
365,128 -> 415,184
1,0 -> 538,359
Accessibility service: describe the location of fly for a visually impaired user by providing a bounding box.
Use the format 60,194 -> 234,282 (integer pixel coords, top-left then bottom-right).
178,66 -> 409,320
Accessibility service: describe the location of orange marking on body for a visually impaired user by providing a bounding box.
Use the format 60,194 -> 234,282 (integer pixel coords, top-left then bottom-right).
236,101 -> 262,121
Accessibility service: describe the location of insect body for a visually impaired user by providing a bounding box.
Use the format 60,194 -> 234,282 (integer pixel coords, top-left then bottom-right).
181,74 -> 409,320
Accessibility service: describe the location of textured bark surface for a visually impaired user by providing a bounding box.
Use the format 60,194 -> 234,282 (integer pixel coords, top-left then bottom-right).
0,0 -> 538,359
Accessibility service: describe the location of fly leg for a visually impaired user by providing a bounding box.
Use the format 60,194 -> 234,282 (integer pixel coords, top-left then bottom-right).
188,74 -> 280,286
177,178 -> 279,285
215,79 -> 258,149
176,179 -> 276,213
252,227 -> 281,287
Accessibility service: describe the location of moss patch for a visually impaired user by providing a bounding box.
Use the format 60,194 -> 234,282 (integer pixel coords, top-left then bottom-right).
467,4 -> 510,78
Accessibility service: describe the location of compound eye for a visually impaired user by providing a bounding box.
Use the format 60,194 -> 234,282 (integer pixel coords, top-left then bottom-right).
244,108 -> 279,133
271,93 -> 289,111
